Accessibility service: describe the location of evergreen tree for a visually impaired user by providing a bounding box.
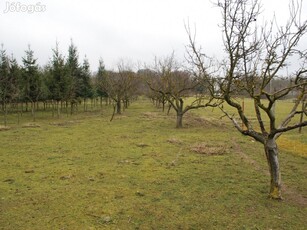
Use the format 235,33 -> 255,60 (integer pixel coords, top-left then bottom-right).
0,46 -> 10,109
21,45 -> 42,120
8,54 -> 21,103
0,46 -> 21,124
66,40 -> 80,101
79,56 -> 93,100
0,46 -> 11,125
47,43 -> 69,102
96,58 -> 108,100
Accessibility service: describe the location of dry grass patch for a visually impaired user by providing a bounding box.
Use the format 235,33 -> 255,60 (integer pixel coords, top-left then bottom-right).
49,121 -> 79,127
22,123 -> 41,128
0,125 -> 10,131
167,137 -> 183,145
190,143 -> 228,155
141,112 -> 161,119
136,143 -> 150,148
185,113 -> 225,128
278,136 -> 307,157
185,115 -> 210,127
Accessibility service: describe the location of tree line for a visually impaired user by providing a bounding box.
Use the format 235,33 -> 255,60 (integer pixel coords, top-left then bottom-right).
0,40 -> 217,126
0,41 -> 148,123
0,41 -> 96,122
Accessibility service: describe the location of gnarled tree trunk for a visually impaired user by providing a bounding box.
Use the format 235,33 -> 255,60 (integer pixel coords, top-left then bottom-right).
176,112 -> 183,128
264,138 -> 282,200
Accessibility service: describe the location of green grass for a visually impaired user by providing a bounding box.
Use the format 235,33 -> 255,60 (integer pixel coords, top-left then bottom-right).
0,98 -> 306,229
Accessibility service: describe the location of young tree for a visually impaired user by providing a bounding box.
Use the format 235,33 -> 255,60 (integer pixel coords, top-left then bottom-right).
21,45 -> 43,121
0,46 -> 18,126
66,40 -> 81,113
79,56 -> 93,111
147,54 -> 217,128
95,58 -> 108,106
46,43 -> 69,117
101,60 -> 136,117
187,0 -> 307,199
9,55 -> 21,103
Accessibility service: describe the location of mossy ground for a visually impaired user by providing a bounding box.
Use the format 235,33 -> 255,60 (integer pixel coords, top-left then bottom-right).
0,98 -> 306,229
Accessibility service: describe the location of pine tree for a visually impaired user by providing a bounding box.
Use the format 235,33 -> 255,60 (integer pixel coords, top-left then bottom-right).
66,40 -> 80,102
0,46 -> 21,125
96,58 -> 108,104
0,46 -> 10,125
8,54 -> 21,107
79,56 -> 93,99
21,45 -> 42,120
48,43 -> 69,102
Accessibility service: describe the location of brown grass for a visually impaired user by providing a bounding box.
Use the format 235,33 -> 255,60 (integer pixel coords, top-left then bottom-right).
0,125 -> 10,131
278,136 -> 307,157
190,143 -> 228,155
167,137 -> 183,145
21,123 -> 41,128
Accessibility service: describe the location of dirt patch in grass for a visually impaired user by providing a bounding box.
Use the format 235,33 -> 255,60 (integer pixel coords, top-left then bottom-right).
49,121 -> 79,127
22,123 -> 41,128
141,112 -> 161,120
0,125 -> 10,131
190,143 -> 228,155
185,115 -> 210,127
185,113 -> 225,128
136,143 -> 150,148
167,137 -> 183,145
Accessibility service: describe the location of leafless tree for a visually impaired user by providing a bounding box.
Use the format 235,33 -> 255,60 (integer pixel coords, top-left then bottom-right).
147,53 -> 218,128
101,60 -> 136,120
187,0 -> 307,199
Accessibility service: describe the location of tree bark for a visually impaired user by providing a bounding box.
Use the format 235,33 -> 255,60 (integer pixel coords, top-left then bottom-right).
176,112 -> 183,128
299,99 -> 305,133
264,138 -> 282,200
31,102 -> 36,122
57,101 -> 60,119
84,98 -> 86,112
4,102 -> 7,126
116,100 -> 121,114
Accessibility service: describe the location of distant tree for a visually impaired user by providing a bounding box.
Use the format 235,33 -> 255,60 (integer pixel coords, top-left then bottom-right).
141,68 -> 169,111
102,60 -> 136,119
21,45 -> 43,121
187,0 -> 307,199
137,69 -> 159,104
0,46 -> 18,125
65,41 -> 93,113
79,56 -> 93,111
0,47 -> 10,112
118,61 -> 139,110
66,40 -> 80,111
95,58 -> 108,106
9,55 -> 21,103
147,54 -> 218,128
47,43 -> 68,101
45,43 -> 69,117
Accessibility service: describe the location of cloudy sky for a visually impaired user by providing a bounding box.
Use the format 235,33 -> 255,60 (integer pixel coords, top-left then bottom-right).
0,0 -> 306,72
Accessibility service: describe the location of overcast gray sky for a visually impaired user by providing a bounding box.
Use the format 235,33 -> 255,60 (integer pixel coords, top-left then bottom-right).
0,0 -> 306,72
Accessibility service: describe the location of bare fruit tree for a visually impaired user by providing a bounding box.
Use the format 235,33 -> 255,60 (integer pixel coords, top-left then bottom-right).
146,53 -> 218,128
101,60 -> 136,120
187,0 -> 307,199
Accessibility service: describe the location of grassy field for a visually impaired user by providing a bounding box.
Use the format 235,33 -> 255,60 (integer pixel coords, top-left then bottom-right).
0,98 -> 306,229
